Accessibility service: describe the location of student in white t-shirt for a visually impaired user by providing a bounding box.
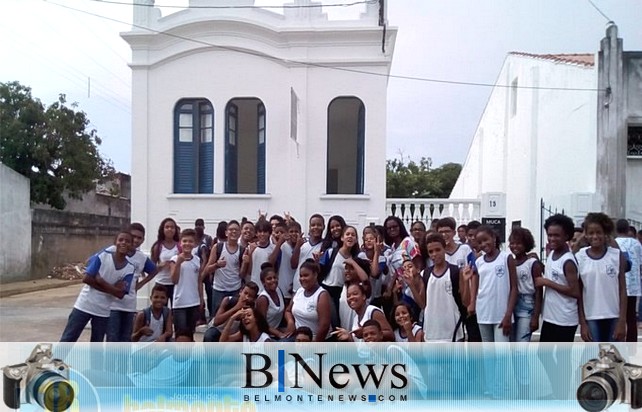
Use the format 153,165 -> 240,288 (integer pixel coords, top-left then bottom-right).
577,212 -> 627,342
242,219 -> 277,289
420,233 -> 468,342
614,218 -> 642,342
60,230 -> 133,342
391,302 -> 424,343
474,225 -> 517,343
256,263 -> 287,339
535,214 -> 580,401
291,214 -> 325,292
278,221 -> 300,302
169,229 -> 204,340
107,223 -> 158,343
150,218 -> 180,307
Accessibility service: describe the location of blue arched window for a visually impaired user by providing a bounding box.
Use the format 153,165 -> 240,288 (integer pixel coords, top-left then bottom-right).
225,98 -> 266,194
327,97 -> 365,194
173,99 -> 214,193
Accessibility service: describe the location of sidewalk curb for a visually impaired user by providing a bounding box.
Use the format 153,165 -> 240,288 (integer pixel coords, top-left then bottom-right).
0,280 -> 83,298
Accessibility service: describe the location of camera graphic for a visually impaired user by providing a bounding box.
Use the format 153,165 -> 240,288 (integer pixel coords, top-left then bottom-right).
3,343 -> 74,411
577,344 -> 642,412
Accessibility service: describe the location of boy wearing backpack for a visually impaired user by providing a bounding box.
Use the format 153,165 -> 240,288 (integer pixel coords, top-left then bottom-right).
132,284 -> 173,342
421,233 -> 468,342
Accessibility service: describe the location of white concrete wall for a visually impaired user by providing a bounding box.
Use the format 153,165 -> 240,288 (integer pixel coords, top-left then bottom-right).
123,4 -> 396,249
451,54 -> 597,240
0,163 -> 32,280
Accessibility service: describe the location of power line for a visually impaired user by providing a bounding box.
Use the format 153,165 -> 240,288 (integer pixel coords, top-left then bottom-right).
44,0 -> 605,93
81,0 -> 377,9
586,0 -> 612,22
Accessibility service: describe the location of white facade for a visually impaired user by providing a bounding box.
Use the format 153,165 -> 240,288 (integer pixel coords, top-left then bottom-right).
122,1 -> 397,247
450,53 -> 599,239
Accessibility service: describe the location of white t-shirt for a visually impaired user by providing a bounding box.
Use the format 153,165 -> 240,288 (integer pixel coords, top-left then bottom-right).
351,305 -> 383,342
577,247 -> 621,320
292,286 -> 328,339
139,309 -> 165,343
515,257 -> 538,295
107,247 -> 156,312
278,242 -> 296,298
615,236 -> 642,297
476,251 -> 512,325
542,251 -> 579,327
155,243 -> 179,285
339,285 -> 356,331
212,243 -> 242,292
258,288 -> 285,329
423,267 -> 464,342
321,248 -> 347,288
170,255 -> 201,309
292,240 -> 322,292
394,324 -> 423,343
74,251 -> 135,317
445,244 -> 476,270
250,243 -> 275,290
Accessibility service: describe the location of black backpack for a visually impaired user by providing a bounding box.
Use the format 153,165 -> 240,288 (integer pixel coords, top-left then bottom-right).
423,264 -> 467,342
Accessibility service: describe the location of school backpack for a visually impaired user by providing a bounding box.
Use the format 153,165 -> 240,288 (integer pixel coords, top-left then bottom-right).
215,242 -> 245,268
423,264 -> 468,342
143,306 -> 170,334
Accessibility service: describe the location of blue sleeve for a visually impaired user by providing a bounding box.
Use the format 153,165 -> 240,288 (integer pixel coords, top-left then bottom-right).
85,255 -> 102,276
467,251 -> 477,271
319,249 -> 331,266
143,258 -> 156,274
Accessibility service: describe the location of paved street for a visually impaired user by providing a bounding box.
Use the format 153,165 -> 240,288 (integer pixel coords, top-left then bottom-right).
0,283 -> 85,342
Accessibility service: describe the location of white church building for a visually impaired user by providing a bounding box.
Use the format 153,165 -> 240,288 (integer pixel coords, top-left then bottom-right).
121,0 -> 397,247
451,23 -> 642,251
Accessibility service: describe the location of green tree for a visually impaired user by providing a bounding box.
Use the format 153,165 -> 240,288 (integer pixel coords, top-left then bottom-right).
0,81 -> 113,209
386,155 -> 462,198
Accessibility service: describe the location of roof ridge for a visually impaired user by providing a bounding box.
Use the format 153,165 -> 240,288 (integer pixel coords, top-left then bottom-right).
508,51 -> 595,67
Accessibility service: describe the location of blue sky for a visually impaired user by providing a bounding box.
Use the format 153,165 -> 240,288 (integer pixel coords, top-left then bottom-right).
2,0 -> 641,173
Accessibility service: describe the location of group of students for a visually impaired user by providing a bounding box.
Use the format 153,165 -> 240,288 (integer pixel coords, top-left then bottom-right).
59,210 -> 642,348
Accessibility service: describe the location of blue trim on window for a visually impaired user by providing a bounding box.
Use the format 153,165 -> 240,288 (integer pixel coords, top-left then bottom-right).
173,99 -> 214,194
225,103 -> 238,194
257,103 -> 266,194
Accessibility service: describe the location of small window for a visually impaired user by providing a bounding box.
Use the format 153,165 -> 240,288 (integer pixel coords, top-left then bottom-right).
327,97 -> 365,194
628,126 -> 642,156
225,98 -> 266,194
173,99 -> 214,194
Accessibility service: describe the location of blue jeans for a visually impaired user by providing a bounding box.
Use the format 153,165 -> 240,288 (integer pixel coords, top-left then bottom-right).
511,294 -> 535,342
211,289 -> 238,318
107,310 -> 135,342
60,308 -> 109,342
587,318 -> 618,342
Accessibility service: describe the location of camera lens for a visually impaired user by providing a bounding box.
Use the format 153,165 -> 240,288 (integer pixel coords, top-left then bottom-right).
577,372 -> 618,412
31,371 -> 75,411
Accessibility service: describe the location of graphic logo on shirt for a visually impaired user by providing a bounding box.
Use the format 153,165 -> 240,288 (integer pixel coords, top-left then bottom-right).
551,270 -> 560,282
495,266 -> 505,278
519,269 -> 529,282
306,302 -> 316,312
606,265 -> 617,278
444,280 -> 453,296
